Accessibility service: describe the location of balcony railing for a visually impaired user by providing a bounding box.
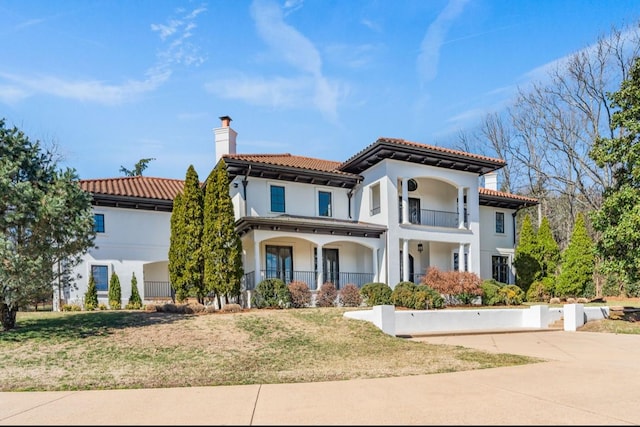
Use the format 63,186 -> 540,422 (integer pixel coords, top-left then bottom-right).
143,281 -> 174,299
400,207 -> 466,228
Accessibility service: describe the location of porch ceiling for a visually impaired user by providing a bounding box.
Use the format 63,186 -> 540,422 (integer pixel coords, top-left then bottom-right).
235,215 -> 387,239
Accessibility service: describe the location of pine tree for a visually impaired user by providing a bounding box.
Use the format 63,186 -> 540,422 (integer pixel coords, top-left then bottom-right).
536,216 -> 560,279
556,213 -> 595,298
84,273 -> 98,310
169,166 -> 204,303
127,272 -> 143,309
513,214 -> 540,292
590,56 -> 640,296
108,271 -> 122,309
203,161 -> 244,307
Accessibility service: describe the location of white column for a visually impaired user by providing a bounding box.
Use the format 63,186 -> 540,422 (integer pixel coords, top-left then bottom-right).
372,247 -> 379,282
458,186 -> 465,229
402,239 -> 409,282
316,243 -> 323,290
401,177 -> 409,224
254,240 -> 261,286
466,244 -> 472,272
459,243 -> 465,272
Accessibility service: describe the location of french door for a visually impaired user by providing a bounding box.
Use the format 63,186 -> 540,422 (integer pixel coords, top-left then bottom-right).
266,245 -> 293,283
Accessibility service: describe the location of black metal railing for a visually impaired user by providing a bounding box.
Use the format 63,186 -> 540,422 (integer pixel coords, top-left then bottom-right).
143,281 -> 174,299
399,207 -> 465,228
256,270 -> 375,290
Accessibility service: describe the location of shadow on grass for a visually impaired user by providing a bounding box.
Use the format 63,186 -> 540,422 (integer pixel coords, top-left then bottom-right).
2,311 -> 190,342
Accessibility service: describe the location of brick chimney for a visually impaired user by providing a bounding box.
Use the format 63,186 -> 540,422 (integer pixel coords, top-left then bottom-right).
484,172 -> 498,191
214,115 -> 237,164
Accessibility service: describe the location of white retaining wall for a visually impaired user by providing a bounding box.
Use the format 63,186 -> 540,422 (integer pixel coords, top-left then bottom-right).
344,304 -> 610,336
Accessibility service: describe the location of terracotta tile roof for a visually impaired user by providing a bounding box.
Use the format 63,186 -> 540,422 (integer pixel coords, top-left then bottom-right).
79,176 -> 185,201
479,187 -> 538,204
379,137 -> 505,164
223,153 -> 354,175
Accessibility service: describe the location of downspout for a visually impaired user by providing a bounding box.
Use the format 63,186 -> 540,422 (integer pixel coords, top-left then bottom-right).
347,179 -> 361,219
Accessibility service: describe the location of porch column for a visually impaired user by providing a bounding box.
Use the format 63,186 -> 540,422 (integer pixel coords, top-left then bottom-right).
458,186 -> 465,229
402,239 -> 409,282
459,243 -> 466,272
401,177 -> 409,224
316,243 -> 323,290
467,244 -> 472,273
254,240 -> 261,286
372,247 -> 379,283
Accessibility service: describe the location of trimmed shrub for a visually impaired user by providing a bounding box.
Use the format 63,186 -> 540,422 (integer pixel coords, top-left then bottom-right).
360,282 -> 392,306
498,284 -> 525,306
481,279 -> 503,306
391,281 -> 418,308
415,285 -> 445,309
84,273 -> 98,311
316,282 -> 338,307
221,303 -> 242,313
251,278 -> 291,309
338,283 -> 362,307
62,304 -> 82,311
422,267 -> 482,306
526,277 -> 555,303
288,280 -> 312,308
108,272 -> 122,310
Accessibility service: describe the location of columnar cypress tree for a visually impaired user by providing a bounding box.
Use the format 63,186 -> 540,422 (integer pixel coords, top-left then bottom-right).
556,213 -> 595,298
84,273 -> 98,310
536,216 -> 560,279
203,161 -> 244,307
169,192 -> 186,302
128,272 -> 142,309
108,271 -> 122,309
513,214 -> 540,292
169,166 -> 205,303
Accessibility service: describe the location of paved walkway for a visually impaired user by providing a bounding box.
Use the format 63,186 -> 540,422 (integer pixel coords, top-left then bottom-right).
1,330 -> 640,425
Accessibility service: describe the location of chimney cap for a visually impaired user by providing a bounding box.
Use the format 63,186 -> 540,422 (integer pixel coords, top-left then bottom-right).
219,115 -> 232,126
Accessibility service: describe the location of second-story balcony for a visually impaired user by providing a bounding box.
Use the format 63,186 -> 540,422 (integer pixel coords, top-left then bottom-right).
399,205 -> 467,228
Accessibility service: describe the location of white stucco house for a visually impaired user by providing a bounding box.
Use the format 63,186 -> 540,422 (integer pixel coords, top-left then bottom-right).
62,116 -> 537,309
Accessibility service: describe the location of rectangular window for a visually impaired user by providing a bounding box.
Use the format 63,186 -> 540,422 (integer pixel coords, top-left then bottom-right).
495,212 -> 505,234
370,183 -> 381,215
453,252 -> 468,272
318,191 -> 332,217
270,185 -> 285,212
492,255 -> 509,284
91,265 -> 109,292
94,214 -> 105,233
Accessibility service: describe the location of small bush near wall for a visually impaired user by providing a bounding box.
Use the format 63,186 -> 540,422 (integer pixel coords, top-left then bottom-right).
526,277 -> 555,303
252,278 -> 291,309
499,284 -> 525,305
316,282 -> 338,307
481,280 -> 503,306
338,283 -> 362,307
288,281 -> 312,308
422,267 -> 483,306
360,282 -> 392,306
391,282 -> 444,309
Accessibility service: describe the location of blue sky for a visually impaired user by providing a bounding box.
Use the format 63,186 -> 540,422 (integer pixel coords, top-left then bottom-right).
2,0 -> 640,180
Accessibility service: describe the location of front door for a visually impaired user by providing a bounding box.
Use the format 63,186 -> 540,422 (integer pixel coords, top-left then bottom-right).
323,248 -> 340,288
409,198 -> 421,224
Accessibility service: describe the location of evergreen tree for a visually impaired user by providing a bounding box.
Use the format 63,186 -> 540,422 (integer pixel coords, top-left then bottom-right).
513,214 -> 540,292
127,272 -> 142,309
169,166 -> 204,303
84,273 -> 98,310
590,56 -> 640,296
108,271 -> 122,309
168,192 -> 185,302
556,213 -> 595,298
0,119 -> 95,330
536,216 -> 560,279
203,161 -> 244,307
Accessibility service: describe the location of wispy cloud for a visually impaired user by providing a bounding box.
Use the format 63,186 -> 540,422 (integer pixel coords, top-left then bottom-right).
416,0 -> 469,86
207,0 -> 341,121
0,5 -> 206,105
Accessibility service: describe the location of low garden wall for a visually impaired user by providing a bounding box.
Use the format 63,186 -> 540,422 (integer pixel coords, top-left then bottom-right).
343,304 -> 610,336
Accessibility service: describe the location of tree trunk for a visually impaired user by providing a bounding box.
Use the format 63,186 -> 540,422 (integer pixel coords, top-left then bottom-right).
1,303 -> 17,331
